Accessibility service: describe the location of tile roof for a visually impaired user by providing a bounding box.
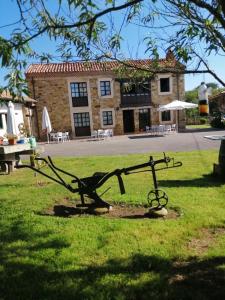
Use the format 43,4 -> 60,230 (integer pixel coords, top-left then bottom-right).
209,90 -> 225,101
26,59 -> 184,77
0,90 -> 36,103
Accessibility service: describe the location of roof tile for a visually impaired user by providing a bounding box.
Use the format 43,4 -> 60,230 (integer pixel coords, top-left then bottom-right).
26,59 -> 183,77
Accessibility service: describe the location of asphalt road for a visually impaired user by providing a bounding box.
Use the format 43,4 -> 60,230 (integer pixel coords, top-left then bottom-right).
39,128 -> 225,157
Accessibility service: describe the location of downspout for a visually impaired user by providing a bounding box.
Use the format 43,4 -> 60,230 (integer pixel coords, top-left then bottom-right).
176,73 -> 180,100
176,73 -> 180,131
31,77 -> 40,139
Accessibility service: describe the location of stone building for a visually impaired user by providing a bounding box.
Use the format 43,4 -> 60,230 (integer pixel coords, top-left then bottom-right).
25,55 -> 185,138
209,91 -> 225,114
0,91 -> 36,137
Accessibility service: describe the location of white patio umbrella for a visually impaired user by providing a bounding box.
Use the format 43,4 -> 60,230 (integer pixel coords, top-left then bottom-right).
7,101 -> 17,135
158,100 -> 198,131
42,106 -> 52,143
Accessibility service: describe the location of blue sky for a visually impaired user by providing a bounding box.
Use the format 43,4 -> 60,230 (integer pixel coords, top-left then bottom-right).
0,0 -> 224,91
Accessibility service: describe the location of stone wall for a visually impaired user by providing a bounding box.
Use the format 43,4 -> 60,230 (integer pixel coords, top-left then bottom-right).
27,77 -> 71,139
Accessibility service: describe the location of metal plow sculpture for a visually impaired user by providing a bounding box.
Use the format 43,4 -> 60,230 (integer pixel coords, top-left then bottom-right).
16,153 -> 182,212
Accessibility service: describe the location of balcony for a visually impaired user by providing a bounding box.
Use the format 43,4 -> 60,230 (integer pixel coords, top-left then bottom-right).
120,94 -> 151,108
72,96 -> 88,107
120,81 -> 151,108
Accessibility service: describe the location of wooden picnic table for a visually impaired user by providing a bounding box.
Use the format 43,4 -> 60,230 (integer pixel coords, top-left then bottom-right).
0,144 -> 37,174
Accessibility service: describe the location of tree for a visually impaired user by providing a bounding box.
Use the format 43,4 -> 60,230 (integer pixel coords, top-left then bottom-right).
0,0 -> 225,97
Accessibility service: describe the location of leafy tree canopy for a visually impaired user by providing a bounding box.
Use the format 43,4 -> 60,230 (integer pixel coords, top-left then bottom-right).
0,0 -> 225,98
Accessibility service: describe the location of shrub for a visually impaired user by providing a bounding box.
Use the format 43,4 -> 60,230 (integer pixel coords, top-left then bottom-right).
210,112 -> 225,129
199,118 -> 207,124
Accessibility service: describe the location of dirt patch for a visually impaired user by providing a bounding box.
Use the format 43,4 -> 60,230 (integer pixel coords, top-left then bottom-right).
41,198 -> 181,219
33,181 -> 51,187
187,227 -> 225,255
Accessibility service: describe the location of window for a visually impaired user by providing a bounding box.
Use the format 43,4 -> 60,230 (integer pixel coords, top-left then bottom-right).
100,81 -> 111,96
70,82 -> 88,107
160,78 -> 170,93
74,112 -> 90,127
161,111 -> 171,122
158,75 -> 172,94
0,114 -> 3,129
102,111 -> 113,126
70,82 -> 87,98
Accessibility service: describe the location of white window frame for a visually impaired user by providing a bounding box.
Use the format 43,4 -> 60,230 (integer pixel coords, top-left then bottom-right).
67,78 -> 93,138
98,78 -> 113,98
158,74 -> 172,95
159,110 -> 173,124
100,108 -> 115,128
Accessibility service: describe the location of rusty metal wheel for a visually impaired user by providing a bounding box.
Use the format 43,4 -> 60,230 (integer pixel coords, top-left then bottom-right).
147,189 -> 168,208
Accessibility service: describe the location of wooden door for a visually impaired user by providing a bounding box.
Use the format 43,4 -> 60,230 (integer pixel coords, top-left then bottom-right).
74,112 -> 91,136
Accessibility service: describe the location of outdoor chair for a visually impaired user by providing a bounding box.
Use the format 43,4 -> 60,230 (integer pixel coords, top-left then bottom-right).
165,125 -> 172,134
91,130 -> 98,138
97,129 -> 105,138
49,132 -> 60,143
146,126 -> 151,133
57,132 -> 63,142
103,129 -> 113,138
158,125 -> 166,135
171,124 -> 177,132
62,132 -> 70,142
151,125 -> 159,135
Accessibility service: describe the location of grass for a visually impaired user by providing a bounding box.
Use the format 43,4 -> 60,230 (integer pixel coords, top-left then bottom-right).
186,124 -> 211,129
1,150 -> 225,299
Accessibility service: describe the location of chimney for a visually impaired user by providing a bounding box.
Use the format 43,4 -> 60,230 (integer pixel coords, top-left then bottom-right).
166,49 -> 175,61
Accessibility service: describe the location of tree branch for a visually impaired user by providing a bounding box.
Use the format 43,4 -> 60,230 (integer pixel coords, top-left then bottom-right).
10,0 -> 144,48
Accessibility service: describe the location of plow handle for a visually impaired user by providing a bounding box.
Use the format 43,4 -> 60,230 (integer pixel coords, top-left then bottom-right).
117,174 -> 125,194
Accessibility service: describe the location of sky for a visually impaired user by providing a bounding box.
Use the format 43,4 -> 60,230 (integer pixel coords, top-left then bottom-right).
0,0 -> 224,92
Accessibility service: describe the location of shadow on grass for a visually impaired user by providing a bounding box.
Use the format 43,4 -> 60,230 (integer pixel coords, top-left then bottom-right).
1,245 -> 225,300
158,174 -> 225,188
1,219 -> 225,299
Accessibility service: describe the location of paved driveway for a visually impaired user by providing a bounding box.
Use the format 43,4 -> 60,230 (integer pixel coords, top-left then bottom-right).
40,128 -> 225,157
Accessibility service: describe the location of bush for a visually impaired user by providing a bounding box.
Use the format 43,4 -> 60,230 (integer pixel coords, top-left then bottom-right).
210,112 -> 225,129
199,118 -> 207,124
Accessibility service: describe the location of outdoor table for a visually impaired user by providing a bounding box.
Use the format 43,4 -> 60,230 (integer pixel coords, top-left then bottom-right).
0,143 -> 38,174
204,135 -> 225,176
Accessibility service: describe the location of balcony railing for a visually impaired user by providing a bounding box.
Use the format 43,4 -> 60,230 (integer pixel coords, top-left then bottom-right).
120,94 -> 151,107
72,96 -> 88,107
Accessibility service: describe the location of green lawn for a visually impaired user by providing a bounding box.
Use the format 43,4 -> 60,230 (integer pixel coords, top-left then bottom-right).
186,124 -> 211,129
1,150 -> 225,300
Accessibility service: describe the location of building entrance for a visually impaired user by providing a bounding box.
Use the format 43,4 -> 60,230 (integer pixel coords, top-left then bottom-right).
123,110 -> 134,133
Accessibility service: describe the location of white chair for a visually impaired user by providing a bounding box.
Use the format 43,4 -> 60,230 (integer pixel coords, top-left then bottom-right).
97,129 -> 105,138
91,130 -> 98,138
103,129 -> 113,138
158,125 -> 166,135
165,125 -> 172,134
66,132 -> 70,141
171,124 -> 177,132
108,129 -> 113,137
146,126 -> 151,133
56,132 -> 63,142
151,125 -> 159,135
50,133 -> 60,143
62,132 -> 70,141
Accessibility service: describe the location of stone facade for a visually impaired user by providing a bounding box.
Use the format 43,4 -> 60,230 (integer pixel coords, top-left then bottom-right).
26,66 -> 185,139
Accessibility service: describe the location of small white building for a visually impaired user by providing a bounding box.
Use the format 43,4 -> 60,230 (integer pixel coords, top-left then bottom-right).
0,91 -> 36,137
